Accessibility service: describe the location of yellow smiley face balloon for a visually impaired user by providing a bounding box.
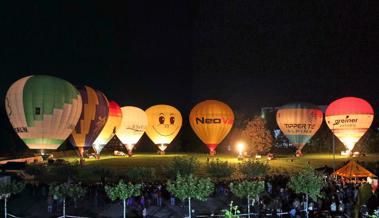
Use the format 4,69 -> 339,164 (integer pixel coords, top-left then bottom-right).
145,104 -> 182,152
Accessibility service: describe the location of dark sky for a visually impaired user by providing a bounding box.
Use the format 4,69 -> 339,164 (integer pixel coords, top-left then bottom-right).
1,1 -> 378,126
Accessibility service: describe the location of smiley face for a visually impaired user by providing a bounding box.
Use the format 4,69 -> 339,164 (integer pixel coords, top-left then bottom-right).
153,112 -> 179,136
145,105 -> 182,145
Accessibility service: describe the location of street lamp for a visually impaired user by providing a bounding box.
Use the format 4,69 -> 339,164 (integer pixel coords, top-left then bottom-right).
237,142 -> 245,160
332,123 -> 336,175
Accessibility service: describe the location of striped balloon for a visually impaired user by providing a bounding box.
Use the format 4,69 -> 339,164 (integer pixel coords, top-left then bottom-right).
276,103 -> 323,155
69,86 -> 109,158
92,100 -> 122,155
5,75 -> 82,152
325,97 -> 374,152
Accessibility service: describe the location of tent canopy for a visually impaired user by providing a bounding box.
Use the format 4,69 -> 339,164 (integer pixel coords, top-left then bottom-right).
333,161 -> 376,178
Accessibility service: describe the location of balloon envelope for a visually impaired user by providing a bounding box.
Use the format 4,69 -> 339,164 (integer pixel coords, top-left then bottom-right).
5,75 -> 82,151
69,86 -> 109,157
276,103 -> 323,152
145,105 -> 182,151
189,100 -> 234,154
93,100 -> 122,154
116,106 -> 147,153
325,97 -> 374,151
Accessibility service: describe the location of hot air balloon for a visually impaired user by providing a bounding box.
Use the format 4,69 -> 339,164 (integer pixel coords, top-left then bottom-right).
145,105 -> 182,154
276,103 -> 323,156
69,86 -> 109,160
189,100 -> 234,155
5,75 -> 82,158
325,97 -> 374,153
116,106 -> 148,156
92,100 -> 122,158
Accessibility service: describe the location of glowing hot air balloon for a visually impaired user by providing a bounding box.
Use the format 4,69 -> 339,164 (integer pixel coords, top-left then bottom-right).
5,75 -> 82,157
189,100 -> 234,155
69,86 -> 109,159
325,97 -> 374,153
116,106 -> 148,156
145,105 -> 182,154
92,100 -> 122,158
276,103 -> 323,156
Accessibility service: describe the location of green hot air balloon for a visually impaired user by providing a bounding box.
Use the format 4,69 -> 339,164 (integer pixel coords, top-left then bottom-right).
5,75 -> 82,157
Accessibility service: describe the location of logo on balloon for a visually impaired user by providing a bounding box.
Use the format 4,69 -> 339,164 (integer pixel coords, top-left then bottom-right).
284,124 -> 317,129
333,116 -> 358,126
14,127 -> 28,133
195,117 -> 234,125
125,124 -> 146,133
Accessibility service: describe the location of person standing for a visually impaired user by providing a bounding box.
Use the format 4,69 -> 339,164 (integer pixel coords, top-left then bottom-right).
47,194 -> 53,214
142,207 -> 147,217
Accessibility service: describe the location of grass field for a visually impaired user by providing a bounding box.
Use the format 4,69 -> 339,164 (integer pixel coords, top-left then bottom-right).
59,152 -> 379,176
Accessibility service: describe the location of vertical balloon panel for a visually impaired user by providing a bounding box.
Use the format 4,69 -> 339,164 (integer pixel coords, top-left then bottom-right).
5,75 -> 82,153
93,100 -> 122,156
69,86 -> 109,158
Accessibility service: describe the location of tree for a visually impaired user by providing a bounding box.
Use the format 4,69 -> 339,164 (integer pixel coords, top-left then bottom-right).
354,183 -> 373,218
206,159 -> 234,180
49,182 -> 87,218
67,183 -> 87,208
239,160 -> 270,179
166,156 -> 199,177
287,166 -> 325,218
241,116 -> 273,155
24,163 -> 47,182
105,180 -> 141,218
167,174 -> 214,218
230,180 -> 264,218
0,180 -> 25,218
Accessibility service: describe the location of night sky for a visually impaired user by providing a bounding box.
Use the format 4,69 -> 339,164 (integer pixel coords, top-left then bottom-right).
0,1 -> 378,152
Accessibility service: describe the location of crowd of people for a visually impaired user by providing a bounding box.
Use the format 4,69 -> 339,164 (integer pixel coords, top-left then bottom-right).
68,171 -> 377,217
20,161 -> 379,217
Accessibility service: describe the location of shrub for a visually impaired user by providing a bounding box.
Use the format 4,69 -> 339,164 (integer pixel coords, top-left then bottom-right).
239,160 -> 269,179
206,159 -> 234,179
126,167 -> 155,182
166,156 -> 199,177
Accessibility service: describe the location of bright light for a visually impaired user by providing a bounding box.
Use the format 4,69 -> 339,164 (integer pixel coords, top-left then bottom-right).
236,142 -> 245,160
237,142 -> 245,153
341,150 -> 353,156
342,137 -> 357,151
125,144 -> 135,151
158,144 -> 167,151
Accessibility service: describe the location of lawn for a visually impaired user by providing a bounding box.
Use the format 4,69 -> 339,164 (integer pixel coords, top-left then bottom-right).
59,152 -> 379,177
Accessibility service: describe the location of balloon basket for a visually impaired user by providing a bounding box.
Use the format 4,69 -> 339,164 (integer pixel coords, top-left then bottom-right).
159,150 -> 165,155
209,150 -> 216,156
